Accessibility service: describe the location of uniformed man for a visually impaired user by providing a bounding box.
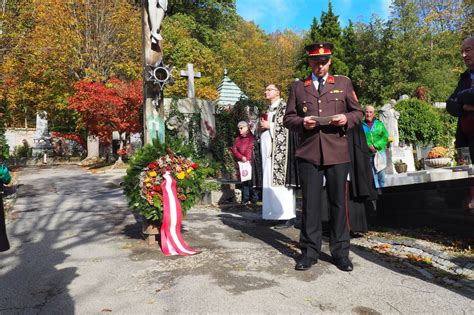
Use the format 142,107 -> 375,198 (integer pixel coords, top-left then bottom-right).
283,42 -> 363,272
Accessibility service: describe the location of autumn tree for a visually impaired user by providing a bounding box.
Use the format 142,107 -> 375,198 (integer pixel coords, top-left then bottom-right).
68,79 -> 143,145
162,13 -> 222,100
1,0 -> 141,128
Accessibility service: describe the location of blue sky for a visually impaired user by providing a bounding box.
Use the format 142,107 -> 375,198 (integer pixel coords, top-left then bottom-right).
236,0 -> 392,33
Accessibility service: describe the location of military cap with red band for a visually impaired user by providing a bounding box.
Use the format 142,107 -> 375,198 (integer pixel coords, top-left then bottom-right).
305,42 -> 333,58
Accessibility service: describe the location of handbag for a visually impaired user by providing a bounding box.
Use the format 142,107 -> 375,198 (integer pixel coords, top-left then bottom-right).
238,161 -> 252,182
0,164 -> 11,185
374,150 -> 387,172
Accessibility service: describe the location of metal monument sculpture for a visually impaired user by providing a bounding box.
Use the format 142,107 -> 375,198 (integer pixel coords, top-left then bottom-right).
142,0 -> 173,144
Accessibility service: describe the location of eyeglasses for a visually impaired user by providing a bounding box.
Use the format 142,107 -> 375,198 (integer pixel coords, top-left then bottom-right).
238,127 -> 247,129
265,88 -> 278,92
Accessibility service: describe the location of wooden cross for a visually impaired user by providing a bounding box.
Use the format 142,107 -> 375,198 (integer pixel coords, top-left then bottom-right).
180,63 -> 201,98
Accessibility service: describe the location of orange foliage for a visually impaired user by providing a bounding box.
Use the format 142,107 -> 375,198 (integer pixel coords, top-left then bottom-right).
68,79 -> 143,145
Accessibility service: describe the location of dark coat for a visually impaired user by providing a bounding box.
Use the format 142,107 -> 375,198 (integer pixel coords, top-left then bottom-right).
285,131 -> 300,188
251,136 -> 263,189
284,74 -> 363,165
321,124 -> 377,233
347,124 -> 378,201
346,124 -> 378,233
446,70 -> 474,148
0,184 -> 10,252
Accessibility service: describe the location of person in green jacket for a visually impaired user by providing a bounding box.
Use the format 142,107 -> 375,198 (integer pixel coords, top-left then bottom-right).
362,106 -> 389,188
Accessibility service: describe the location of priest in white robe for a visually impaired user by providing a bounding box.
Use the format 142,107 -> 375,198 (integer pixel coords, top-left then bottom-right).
260,84 -> 296,229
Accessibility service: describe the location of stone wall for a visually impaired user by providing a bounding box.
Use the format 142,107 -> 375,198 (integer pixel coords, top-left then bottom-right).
5,128 -> 36,153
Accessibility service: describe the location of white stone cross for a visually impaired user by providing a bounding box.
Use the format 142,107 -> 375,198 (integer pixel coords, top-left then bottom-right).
180,63 -> 201,98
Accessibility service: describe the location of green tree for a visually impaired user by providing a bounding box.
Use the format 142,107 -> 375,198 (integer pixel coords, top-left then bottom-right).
342,20 -> 357,74
295,17 -> 321,78
167,0 -> 237,31
351,17 -> 393,105
319,1 -> 347,75
395,98 -> 443,146
384,0 -> 427,98
295,1 -> 347,77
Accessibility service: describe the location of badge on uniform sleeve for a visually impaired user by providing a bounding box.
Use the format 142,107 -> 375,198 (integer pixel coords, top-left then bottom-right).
303,106 -> 308,113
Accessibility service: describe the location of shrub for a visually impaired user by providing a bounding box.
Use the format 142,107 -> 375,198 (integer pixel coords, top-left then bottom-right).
395,98 -> 444,147
13,140 -> 32,158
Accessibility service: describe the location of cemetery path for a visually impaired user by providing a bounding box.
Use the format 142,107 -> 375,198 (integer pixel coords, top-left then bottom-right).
0,165 -> 473,314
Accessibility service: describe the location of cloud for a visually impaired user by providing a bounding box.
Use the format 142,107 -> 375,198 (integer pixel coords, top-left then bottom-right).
378,0 -> 392,19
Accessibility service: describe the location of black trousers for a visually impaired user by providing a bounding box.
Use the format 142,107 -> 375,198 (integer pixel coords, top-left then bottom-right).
0,190 -> 10,252
298,160 -> 350,259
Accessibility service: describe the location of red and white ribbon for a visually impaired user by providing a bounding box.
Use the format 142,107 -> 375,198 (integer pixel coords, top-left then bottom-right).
160,172 -> 201,256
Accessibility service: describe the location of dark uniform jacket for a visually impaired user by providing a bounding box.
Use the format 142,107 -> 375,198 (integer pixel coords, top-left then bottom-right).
284,74 -> 363,165
446,70 -> 474,148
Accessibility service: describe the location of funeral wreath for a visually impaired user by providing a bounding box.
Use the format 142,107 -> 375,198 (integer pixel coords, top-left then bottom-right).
124,138 -> 212,222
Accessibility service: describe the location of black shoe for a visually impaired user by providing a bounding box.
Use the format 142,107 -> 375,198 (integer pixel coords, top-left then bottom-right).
295,256 -> 318,271
272,218 -> 295,230
334,257 -> 353,272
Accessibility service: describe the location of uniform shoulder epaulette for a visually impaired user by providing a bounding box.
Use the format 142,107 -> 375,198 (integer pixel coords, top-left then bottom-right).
333,75 -> 350,80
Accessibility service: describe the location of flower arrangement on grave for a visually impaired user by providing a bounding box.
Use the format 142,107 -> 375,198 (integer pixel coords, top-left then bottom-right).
425,146 -> 452,168
393,159 -> 406,167
124,138 -> 213,222
426,146 -> 449,159
393,159 -> 408,173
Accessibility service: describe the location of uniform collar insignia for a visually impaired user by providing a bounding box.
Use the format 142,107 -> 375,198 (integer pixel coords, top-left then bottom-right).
327,75 -> 335,84
304,77 -> 312,87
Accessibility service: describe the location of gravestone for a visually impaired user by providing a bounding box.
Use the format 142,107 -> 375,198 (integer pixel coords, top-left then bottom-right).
34,111 -> 49,140
86,135 -> 99,159
163,63 -> 215,146
378,100 -> 403,174
180,63 -> 201,98
164,98 -> 216,146
129,133 -> 142,155
389,145 -> 416,173
32,111 -> 52,156
379,99 -> 399,146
